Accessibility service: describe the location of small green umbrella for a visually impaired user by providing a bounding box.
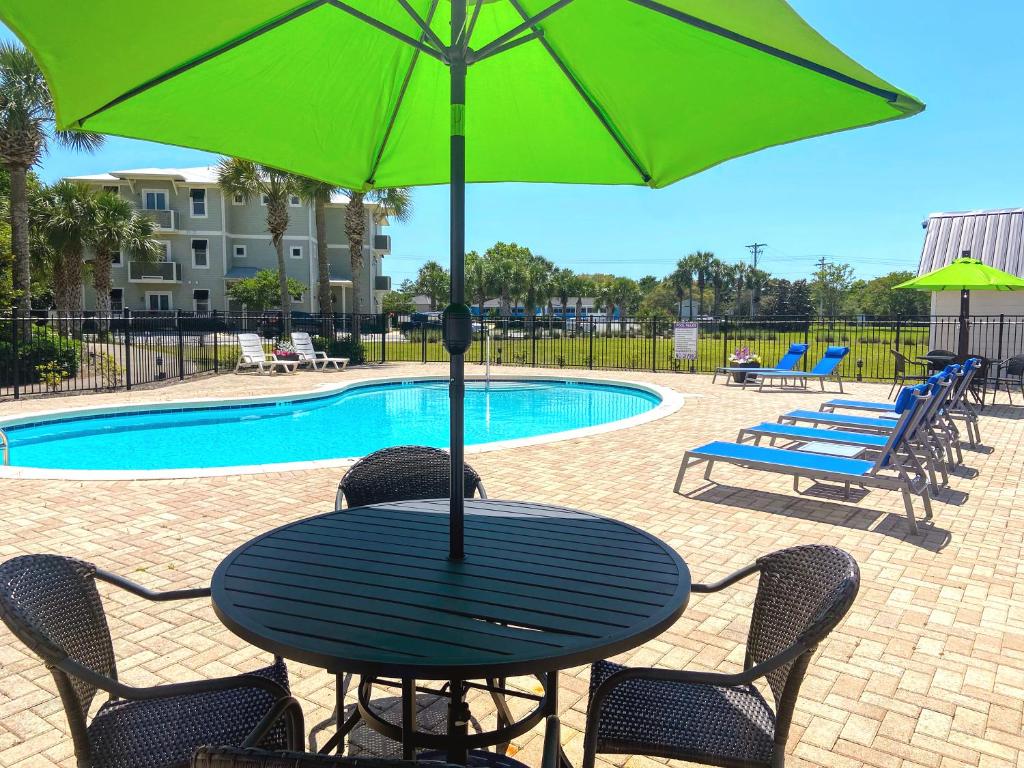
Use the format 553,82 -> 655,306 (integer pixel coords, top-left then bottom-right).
895,255 -> 1024,357
2,0 -> 924,558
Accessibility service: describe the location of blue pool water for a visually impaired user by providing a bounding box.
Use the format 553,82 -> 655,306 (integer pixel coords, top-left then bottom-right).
3,380 -> 660,471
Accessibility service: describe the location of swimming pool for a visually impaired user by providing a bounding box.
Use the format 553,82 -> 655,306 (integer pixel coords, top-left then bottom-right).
0,377 -> 678,477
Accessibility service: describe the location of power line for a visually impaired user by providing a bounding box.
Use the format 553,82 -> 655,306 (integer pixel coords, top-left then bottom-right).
746,242 -> 766,315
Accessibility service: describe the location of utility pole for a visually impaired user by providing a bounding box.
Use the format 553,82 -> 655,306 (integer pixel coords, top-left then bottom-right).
746,242 -> 766,316
815,255 -> 828,317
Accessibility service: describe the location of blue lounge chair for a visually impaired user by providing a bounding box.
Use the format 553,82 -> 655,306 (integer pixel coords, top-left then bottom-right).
744,346 -> 850,392
781,371 -> 958,479
822,358 -> 982,447
712,343 -> 809,385
675,384 -> 933,534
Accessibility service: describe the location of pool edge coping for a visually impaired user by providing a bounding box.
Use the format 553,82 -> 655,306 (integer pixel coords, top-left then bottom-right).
0,373 -> 684,480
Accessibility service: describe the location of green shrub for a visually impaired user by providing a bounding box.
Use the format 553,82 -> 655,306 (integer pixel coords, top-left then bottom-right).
329,337 -> 367,365
0,323 -> 82,385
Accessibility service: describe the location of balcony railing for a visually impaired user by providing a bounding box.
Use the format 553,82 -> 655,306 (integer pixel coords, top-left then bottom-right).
138,207 -> 178,231
129,260 -> 182,282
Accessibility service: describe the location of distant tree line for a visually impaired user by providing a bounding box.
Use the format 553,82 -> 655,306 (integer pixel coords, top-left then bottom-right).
385,246 -> 930,321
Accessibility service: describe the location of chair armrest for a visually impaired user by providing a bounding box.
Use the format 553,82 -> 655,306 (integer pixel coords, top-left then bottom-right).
542,715 -> 561,768
95,569 -> 211,601
314,351 -> 329,359
57,657 -> 290,702
241,695 -> 305,750
690,561 -> 759,593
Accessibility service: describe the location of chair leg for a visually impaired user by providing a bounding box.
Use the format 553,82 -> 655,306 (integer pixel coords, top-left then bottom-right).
674,455 -> 693,493
793,475 -> 800,492
703,459 -> 715,481
900,487 -> 920,536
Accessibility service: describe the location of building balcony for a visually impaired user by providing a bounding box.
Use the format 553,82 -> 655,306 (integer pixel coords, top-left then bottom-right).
129,260 -> 182,283
137,207 -> 178,231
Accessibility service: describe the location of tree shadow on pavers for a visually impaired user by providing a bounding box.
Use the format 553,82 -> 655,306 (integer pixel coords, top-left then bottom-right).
309,686 -> 487,757
685,483 -> 951,552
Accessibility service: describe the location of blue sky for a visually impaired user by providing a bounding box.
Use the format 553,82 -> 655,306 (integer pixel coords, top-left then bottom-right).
3,1 -> 1022,287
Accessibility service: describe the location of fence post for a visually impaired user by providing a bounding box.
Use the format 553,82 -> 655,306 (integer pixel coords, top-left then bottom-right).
421,321 -> 427,364
531,316 -> 537,367
996,313 -> 1005,364
123,309 -> 133,391
803,317 -> 810,371
176,309 -> 185,380
721,317 -> 729,368
651,317 -> 658,372
894,314 -> 902,353
10,310 -> 20,400
588,318 -> 594,370
212,309 -> 220,373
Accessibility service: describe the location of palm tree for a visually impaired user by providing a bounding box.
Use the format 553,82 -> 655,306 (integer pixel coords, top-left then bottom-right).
33,180 -> 95,317
708,257 -> 726,317
689,251 -> 715,316
342,187 -> 412,317
573,274 -> 592,321
550,268 -> 575,318
217,158 -> 301,334
465,250 -> 489,318
670,258 -> 695,319
523,255 -> 554,319
88,192 -> 160,317
484,242 -> 530,316
295,176 -> 339,317
0,42 -> 103,313
748,267 -> 771,317
730,262 -> 750,316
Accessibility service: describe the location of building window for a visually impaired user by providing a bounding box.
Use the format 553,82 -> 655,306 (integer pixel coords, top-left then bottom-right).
189,188 -> 207,217
191,238 -> 209,268
111,250 -> 123,266
193,289 -> 210,313
233,244 -> 247,259
289,194 -> 301,207
232,192 -> 245,205
109,289 -> 123,313
290,245 -> 303,260
143,190 -> 167,210
260,193 -> 269,206
102,184 -> 119,196
291,291 -> 304,305
146,292 -> 172,311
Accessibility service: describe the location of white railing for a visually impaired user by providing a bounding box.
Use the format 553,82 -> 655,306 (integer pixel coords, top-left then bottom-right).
0,428 -> 9,466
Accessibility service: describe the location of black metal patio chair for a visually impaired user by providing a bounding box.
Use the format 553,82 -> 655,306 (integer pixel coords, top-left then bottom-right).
992,354 -> 1024,405
889,348 -> 929,397
336,446 -> 487,509
0,554 -> 304,768
582,545 -> 859,768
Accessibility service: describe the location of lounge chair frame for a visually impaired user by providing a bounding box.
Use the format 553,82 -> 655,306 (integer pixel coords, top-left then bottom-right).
290,331 -> 350,371
235,333 -> 299,375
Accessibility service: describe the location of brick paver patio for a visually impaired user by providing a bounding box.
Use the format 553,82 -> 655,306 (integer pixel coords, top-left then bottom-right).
1,364 -> 1021,768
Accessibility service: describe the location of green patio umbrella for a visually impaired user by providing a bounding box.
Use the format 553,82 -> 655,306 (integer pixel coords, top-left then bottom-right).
895,255 -> 1024,357
2,0 -> 923,558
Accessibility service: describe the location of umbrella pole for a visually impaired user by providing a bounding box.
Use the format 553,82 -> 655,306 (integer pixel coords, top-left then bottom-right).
958,288 -> 970,358
448,0 -> 467,560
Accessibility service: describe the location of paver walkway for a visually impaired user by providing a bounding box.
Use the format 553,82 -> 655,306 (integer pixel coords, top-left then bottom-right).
0,364 -> 1021,768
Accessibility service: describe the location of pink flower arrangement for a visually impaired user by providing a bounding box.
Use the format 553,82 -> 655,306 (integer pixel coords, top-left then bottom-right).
728,346 -> 762,365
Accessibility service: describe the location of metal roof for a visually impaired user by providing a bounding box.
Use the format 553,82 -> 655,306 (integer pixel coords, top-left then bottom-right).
919,208 -> 1024,277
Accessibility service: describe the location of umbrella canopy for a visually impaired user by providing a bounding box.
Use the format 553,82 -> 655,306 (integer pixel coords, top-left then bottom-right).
894,257 -> 1024,292
2,0 -> 923,558
895,256 -> 1024,357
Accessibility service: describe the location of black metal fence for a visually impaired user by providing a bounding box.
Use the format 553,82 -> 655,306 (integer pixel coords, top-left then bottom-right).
4,310 -> 1024,400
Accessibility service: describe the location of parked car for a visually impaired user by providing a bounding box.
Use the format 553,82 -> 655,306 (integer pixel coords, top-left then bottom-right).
399,312 -> 442,333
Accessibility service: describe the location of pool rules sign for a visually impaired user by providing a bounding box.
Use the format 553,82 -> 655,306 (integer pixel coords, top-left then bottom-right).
673,322 -> 698,360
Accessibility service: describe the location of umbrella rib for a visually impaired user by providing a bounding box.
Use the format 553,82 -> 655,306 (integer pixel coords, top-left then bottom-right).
504,0 -> 651,184
470,29 -> 544,63
366,0 -> 442,186
627,0 -> 901,103
327,1 -> 449,63
395,0 -> 448,57
470,0 -> 576,63
73,0 -> 330,127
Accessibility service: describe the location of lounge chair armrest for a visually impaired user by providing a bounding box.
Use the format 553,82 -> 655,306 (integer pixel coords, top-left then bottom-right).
690,561 -> 759,593
240,695 -> 305,750
541,716 -> 561,768
95,569 -> 211,601
56,657 -> 290,701
314,351 -> 329,359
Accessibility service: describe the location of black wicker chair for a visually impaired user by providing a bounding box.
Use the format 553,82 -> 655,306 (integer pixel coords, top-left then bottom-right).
582,545 -> 859,768
0,554 -> 304,768
889,348 -> 929,397
993,354 -> 1024,405
336,446 -> 487,509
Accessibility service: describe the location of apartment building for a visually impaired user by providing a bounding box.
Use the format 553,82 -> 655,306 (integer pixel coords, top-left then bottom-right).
68,166 -> 393,314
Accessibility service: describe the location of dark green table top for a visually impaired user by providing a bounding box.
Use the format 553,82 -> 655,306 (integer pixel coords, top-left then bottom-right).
212,498 -> 690,680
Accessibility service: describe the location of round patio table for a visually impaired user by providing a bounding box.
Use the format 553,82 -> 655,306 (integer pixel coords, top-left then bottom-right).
212,498 -> 690,764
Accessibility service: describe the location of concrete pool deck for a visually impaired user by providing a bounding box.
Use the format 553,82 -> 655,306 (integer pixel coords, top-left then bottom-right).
0,363 -> 1022,768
